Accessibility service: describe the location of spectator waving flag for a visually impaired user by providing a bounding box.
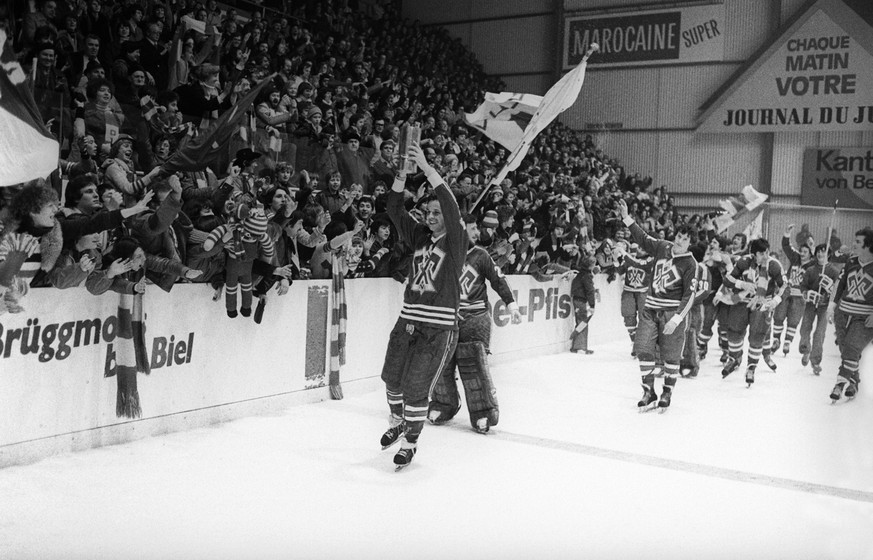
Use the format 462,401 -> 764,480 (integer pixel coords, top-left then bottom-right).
467,44 -> 599,212
160,75 -> 274,174
713,184 -> 769,233
0,29 -> 59,186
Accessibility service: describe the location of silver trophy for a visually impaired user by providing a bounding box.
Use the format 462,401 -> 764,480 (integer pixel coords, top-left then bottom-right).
399,124 -> 421,174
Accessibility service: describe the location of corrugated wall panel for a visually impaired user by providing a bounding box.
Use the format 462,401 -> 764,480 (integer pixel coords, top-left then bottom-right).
724,0 -> 775,60
590,132 -> 659,183
819,131 -> 868,148
502,74 -> 554,96
771,131 -> 818,198
657,64 -> 741,128
564,0 -> 683,12
656,131 -> 765,193
562,68 -> 660,129
442,22 -> 474,52
402,0 -> 471,24
471,0 -> 553,19
469,16 -> 555,75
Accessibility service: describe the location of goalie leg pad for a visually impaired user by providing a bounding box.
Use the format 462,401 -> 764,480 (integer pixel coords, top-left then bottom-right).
428,355 -> 461,424
456,341 -> 499,428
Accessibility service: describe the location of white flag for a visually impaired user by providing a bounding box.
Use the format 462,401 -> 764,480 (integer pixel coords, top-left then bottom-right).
495,59 -> 590,185
464,92 -> 543,153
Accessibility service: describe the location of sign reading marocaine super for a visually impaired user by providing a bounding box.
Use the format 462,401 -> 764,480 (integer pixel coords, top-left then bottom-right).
801,148 -> 873,210
697,0 -> 873,133
563,4 -> 725,69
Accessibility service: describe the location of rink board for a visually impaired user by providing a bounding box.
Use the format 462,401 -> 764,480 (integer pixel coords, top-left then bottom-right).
0,275 -> 600,467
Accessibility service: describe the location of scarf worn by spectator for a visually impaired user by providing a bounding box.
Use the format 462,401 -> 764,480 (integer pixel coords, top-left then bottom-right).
329,253 -> 347,400
104,270 -> 150,418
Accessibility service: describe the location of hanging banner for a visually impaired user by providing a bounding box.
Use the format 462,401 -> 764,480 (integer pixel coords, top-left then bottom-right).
563,3 -> 725,69
697,0 -> 873,133
801,147 -> 873,209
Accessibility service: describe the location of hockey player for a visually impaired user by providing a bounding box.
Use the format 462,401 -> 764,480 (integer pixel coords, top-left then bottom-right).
798,244 -> 840,375
428,214 -> 522,433
772,225 -> 813,356
618,200 -> 697,411
378,144 -> 466,469
697,236 -> 731,361
719,238 -> 786,386
616,242 -> 653,354
828,228 -> 873,402
681,246 -> 713,378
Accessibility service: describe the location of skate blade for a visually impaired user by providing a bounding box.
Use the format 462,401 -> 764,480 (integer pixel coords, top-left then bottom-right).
657,406 -> 669,414
638,403 -> 658,413
394,462 -> 413,471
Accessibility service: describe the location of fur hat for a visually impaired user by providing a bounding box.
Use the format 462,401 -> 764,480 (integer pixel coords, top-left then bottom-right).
481,210 -> 498,229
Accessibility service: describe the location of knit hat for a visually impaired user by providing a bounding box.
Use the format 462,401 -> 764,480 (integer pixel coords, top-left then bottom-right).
481,210 -> 498,229
243,212 -> 268,238
306,105 -> 322,118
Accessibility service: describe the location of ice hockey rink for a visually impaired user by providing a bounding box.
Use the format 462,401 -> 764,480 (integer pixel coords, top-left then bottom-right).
1,328 -> 871,560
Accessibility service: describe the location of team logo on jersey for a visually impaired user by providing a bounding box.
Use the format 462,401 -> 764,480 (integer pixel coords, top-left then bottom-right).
410,246 -> 446,294
459,263 -> 480,298
789,266 -> 804,287
846,270 -> 873,301
627,267 -> 645,288
652,260 -> 681,293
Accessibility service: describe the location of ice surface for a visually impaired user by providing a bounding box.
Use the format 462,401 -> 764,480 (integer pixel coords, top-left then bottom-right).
1,328 -> 871,560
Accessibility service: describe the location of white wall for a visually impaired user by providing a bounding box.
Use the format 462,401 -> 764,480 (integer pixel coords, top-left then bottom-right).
0,274 -> 614,468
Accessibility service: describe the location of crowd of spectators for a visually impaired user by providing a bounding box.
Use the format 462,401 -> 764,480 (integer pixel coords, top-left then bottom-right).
0,0 -> 713,317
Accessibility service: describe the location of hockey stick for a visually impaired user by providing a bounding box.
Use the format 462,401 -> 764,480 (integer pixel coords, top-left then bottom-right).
824,198 -> 838,256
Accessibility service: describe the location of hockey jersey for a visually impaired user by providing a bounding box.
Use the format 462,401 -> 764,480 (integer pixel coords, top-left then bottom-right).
721,255 -> 786,307
800,261 -> 840,308
833,257 -> 873,316
387,179 -> 466,329
618,253 -> 654,294
626,222 -> 697,318
693,262 -> 714,305
782,235 -> 813,297
459,245 -> 515,314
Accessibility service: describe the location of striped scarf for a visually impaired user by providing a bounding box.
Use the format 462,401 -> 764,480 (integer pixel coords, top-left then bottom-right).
328,254 -> 347,400
104,282 -> 150,418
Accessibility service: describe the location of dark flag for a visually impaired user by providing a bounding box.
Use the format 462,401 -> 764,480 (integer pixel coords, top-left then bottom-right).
160,76 -> 274,173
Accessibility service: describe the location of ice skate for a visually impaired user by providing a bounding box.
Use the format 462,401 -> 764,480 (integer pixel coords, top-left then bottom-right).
657,387 -> 672,412
830,381 -> 846,403
721,356 -> 739,378
427,410 -> 445,426
719,350 -> 729,364
474,417 -> 490,434
782,341 -> 790,357
801,352 -> 810,367
697,343 -> 707,361
393,439 -> 417,470
637,382 -> 658,412
380,415 -> 406,450
770,338 -> 781,355
745,367 -> 755,387
762,352 -> 777,372
811,363 -> 822,376
844,381 -> 858,399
